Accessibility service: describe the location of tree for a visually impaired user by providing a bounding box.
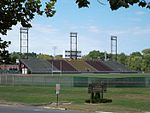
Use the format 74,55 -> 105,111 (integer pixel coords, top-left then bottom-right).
37,53 -> 53,60
117,53 -> 128,65
10,52 -> 20,64
141,48 -> 150,71
127,51 -> 143,71
108,0 -> 150,10
0,38 -> 11,64
127,55 -> 142,71
141,54 -> 150,71
142,48 -> 150,55
55,55 -> 63,60
1,0 -> 150,36
0,0 -> 57,35
130,52 -> 142,57
82,50 -> 105,60
10,52 -> 37,64
76,0 -> 150,10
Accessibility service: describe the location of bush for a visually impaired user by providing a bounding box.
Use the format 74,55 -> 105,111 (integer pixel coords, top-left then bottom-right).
85,98 -> 112,103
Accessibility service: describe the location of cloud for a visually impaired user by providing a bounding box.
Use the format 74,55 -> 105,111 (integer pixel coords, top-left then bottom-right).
0,24 -> 21,52
88,26 -> 100,33
32,23 -> 59,34
99,26 -> 150,38
127,17 -> 142,23
1,22 -> 150,55
135,11 -> 146,15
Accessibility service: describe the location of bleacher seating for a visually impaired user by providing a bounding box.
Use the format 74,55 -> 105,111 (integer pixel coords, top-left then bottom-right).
67,60 -> 97,72
20,59 -> 131,74
48,60 -> 77,72
103,61 -> 130,72
20,59 -> 59,73
86,60 -> 113,71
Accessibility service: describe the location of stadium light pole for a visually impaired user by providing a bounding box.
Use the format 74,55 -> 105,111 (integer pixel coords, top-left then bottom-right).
51,60 -> 53,76
111,36 -> 117,61
52,46 -> 57,59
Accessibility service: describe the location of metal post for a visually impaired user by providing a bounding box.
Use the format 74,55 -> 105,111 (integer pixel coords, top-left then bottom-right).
75,34 -> 77,60
70,33 -> 72,59
0,75 -> 1,85
60,60 -> 62,76
57,94 -> 59,107
27,28 -> 29,59
56,84 -> 60,107
6,74 -> 7,85
101,81 -> 104,99
12,75 -> 15,86
52,61 -> 53,76
101,85 -> 103,99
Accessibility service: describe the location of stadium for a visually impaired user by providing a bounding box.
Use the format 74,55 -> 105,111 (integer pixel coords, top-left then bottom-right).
0,30 -> 150,113
0,1 -> 150,112
0,31 -> 149,88
0,29 -> 150,113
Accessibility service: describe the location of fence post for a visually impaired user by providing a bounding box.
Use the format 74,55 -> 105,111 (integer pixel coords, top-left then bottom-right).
31,75 -> 33,86
6,74 -> 7,85
13,75 -> 15,86
0,75 -> 1,85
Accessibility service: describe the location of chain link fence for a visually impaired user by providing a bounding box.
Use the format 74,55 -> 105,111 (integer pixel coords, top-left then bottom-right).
0,74 -> 150,87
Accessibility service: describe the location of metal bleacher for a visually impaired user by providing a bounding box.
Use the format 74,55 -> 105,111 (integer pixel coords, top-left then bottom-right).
20,59 -> 131,74
67,60 -> 98,72
86,60 -> 113,71
20,59 -> 59,73
48,60 -> 77,72
103,61 -> 130,72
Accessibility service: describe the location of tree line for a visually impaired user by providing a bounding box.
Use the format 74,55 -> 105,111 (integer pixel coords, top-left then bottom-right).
82,49 -> 150,71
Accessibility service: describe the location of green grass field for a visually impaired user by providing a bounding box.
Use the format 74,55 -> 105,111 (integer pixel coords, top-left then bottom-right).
0,85 -> 150,113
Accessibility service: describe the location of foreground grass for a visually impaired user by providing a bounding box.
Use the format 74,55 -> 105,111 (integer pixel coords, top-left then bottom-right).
0,86 -> 150,112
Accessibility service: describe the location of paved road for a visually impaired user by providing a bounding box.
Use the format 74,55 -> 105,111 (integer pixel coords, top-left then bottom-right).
0,105 -> 90,113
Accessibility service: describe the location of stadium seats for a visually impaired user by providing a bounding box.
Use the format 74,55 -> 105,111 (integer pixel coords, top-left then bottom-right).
20,59 -> 59,73
86,60 -> 113,71
67,60 -> 97,72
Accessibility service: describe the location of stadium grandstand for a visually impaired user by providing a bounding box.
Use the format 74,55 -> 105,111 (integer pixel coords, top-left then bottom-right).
20,59 -> 59,74
86,60 -> 113,71
103,61 -> 130,72
67,60 -> 97,72
18,59 -> 131,74
48,60 -> 77,72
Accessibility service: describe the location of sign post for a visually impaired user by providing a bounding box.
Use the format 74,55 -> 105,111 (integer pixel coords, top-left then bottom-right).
56,84 -> 60,107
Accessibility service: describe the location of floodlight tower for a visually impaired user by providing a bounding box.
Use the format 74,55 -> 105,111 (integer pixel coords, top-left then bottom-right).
70,32 -> 78,60
111,36 -> 117,61
20,27 -> 29,59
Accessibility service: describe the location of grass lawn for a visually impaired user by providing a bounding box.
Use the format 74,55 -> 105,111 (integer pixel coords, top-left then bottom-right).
0,86 -> 150,112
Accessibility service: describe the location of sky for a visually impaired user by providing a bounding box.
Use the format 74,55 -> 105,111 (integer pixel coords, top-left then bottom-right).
1,0 -> 150,56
